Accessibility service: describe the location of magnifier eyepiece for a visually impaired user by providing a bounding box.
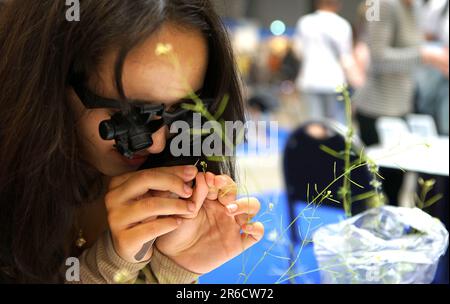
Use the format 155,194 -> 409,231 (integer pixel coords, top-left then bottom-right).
99,120 -> 116,140
129,133 -> 153,151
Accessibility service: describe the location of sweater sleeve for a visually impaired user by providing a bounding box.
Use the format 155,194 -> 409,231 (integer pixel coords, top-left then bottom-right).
367,0 -> 421,74
141,247 -> 201,284
66,230 -> 201,284
66,230 -> 149,284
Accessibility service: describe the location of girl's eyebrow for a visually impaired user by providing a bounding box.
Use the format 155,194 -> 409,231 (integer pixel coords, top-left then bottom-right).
71,78 -> 204,109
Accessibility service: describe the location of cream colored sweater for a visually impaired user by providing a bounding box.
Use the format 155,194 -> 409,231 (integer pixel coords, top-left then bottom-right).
68,231 -> 200,284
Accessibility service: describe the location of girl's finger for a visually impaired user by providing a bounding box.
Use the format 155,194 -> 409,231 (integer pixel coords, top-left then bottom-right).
157,165 -> 198,182
106,170 -> 193,208
119,217 -> 182,262
182,172 -> 209,218
109,197 -> 195,230
109,165 -> 198,190
205,172 -> 219,200
215,175 -> 237,206
108,171 -> 136,190
224,197 -> 261,217
149,180 -> 195,199
240,222 -> 264,251
235,214 -> 255,227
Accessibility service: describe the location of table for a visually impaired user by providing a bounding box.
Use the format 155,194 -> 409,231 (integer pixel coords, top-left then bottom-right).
366,136 -> 449,176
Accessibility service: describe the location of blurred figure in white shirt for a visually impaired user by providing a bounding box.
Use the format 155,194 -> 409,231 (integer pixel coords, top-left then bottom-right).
293,0 -> 362,125
422,0 -> 449,47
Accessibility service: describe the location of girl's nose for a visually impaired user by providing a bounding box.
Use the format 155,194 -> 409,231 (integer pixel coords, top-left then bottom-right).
145,125 -> 168,154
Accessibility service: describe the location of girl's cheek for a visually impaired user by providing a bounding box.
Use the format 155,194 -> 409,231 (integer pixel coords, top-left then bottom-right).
81,110 -> 110,145
79,111 -> 114,160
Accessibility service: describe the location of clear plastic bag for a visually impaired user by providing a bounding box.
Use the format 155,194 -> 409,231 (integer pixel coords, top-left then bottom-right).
312,206 -> 449,284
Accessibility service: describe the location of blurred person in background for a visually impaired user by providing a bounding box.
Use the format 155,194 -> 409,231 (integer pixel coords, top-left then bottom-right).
293,0 -> 363,125
415,0 -> 449,135
354,0 -> 449,204
415,0 -> 449,284
352,2 -> 372,89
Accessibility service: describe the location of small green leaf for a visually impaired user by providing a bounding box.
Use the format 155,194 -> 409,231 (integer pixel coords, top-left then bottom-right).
214,95 -> 230,120
423,194 -> 444,209
320,145 -> 344,160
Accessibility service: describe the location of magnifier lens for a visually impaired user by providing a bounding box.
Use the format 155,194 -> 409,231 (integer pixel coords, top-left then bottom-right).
99,121 -> 116,140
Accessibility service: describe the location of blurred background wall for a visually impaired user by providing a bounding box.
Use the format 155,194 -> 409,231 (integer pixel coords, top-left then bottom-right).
212,0 -> 364,27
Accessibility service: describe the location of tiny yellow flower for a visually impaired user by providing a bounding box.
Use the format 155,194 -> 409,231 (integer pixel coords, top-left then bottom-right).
200,161 -> 208,172
155,43 -> 173,56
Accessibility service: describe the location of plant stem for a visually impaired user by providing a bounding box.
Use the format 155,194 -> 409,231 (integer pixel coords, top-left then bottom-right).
342,87 -> 353,217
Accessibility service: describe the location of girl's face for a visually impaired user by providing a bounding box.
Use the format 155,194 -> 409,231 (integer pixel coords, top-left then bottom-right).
70,22 -> 208,177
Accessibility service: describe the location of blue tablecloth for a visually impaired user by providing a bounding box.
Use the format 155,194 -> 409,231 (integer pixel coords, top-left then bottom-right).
199,191 -> 345,284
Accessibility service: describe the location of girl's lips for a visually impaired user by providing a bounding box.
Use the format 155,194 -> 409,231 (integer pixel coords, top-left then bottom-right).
115,151 -> 148,166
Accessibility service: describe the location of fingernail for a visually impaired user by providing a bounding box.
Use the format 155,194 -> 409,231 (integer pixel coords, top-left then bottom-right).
226,203 -> 238,213
184,183 -> 193,194
243,224 -> 253,231
187,202 -> 196,212
184,166 -> 197,176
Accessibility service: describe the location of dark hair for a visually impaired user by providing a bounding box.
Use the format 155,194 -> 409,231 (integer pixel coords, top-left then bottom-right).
0,0 -> 244,283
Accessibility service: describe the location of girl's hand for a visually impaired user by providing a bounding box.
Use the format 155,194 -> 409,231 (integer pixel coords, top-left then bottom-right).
104,165 -> 199,263
155,172 -> 264,274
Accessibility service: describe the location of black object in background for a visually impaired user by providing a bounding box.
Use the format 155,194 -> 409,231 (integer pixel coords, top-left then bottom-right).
283,120 -> 373,244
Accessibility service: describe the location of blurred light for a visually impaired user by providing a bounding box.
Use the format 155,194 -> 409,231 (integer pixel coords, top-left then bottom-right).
232,23 -> 260,54
268,36 -> 289,56
270,20 -> 286,36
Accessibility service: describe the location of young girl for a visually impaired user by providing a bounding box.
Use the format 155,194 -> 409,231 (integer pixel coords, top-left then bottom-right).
0,0 -> 264,283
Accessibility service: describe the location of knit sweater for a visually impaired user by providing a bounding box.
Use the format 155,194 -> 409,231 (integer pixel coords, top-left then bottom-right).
354,0 -> 423,117
67,230 -> 200,284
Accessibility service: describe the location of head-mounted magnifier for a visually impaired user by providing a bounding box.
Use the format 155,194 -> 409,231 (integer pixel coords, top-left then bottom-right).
70,80 -> 213,159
